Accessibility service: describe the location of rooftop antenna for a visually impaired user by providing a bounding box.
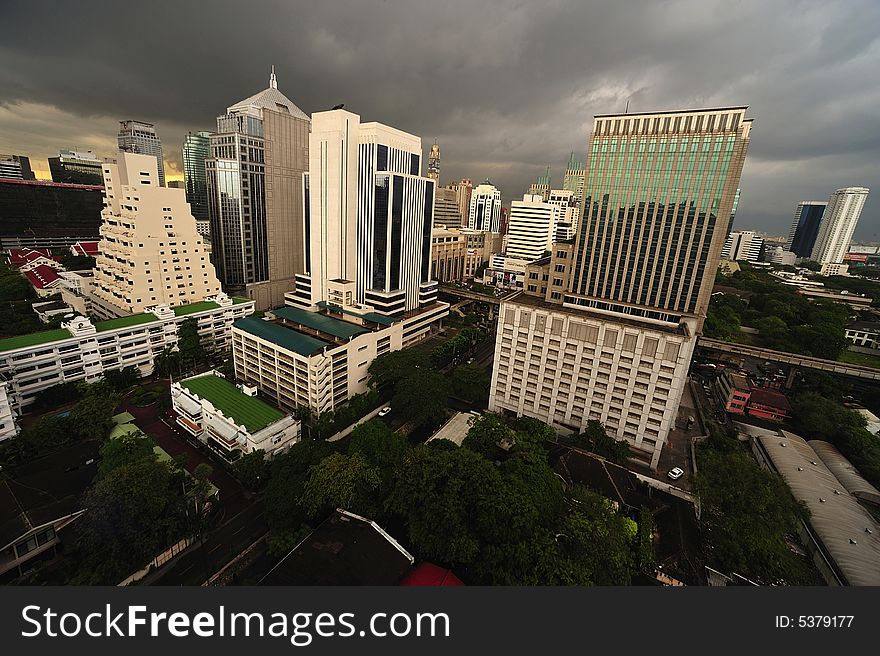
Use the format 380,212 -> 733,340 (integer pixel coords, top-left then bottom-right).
269,65 -> 277,89
625,99 -> 630,114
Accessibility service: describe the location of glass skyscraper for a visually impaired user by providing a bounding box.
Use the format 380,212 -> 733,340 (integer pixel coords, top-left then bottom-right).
786,200 -> 826,258
117,120 -> 165,186
182,131 -> 211,221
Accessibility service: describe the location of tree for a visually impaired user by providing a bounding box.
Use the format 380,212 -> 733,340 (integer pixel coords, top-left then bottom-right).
103,366 -> 141,391
69,382 -> 120,440
301,453 -> 383,519
177,318 -> 206,370
561,420 -> 631,465
450,364 -> 491,404
153,346 -> 181,378
73,459 -> 188,584
462,413 -> 516,458
234,450 -> 268,491
99,431 -> 156,475
348,419 -> 408,476
367,349 -> 430,389
391,369 -> 450,428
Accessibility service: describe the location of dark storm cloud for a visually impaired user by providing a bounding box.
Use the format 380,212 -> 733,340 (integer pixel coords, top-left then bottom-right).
0,0 -> 877,238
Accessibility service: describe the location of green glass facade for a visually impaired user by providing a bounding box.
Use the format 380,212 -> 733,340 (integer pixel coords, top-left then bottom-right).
183,131 -> 211,221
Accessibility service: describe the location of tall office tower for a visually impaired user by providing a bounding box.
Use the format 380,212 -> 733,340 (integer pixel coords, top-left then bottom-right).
562,152 -> 585,205
527,166 -> 551,201
288,109 -> 437,316
48,149 -> 103,185
90,152 -> 221,318
447,178 -> 473,227
505,193 -> 560,262
182,131 -> 211,223
547,188 -> 580,240
468,180 -> 502,232
785,201 -> 826,258
427,140 -> 440,182
490,107 -> 753,469
117,120 -> 165,186
810,187 -> 870,264
0,154 -> 35,180
205,68 -> 310,310
434,186 -> 463,226
499,206 -> 510,236
720,230 -> 764,262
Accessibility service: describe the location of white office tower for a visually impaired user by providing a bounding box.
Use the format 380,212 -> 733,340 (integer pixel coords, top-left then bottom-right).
505,194 -> 561,262
547,189 -> 580,240
720,230 -> 764,262
288,110 -> 437,316
91,152 -> 222,317
468,180 -> 502,232
810,187 -> 870,264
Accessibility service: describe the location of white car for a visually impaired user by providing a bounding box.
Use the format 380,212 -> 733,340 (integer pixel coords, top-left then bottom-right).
378,407 -> 392,417
667,467 -> 684,481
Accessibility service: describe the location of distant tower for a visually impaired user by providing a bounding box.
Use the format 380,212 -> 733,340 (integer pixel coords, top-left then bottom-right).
527,166 -> 551,201
427,140 -> 440,182
117,120 -> 165,186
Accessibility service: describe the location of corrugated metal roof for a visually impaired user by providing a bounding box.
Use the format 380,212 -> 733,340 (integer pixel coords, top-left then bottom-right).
757,431 -> 880,585
809,440 -> 880,506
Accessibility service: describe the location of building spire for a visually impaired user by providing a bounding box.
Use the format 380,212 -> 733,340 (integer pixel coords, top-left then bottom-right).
269,65 -> 277,89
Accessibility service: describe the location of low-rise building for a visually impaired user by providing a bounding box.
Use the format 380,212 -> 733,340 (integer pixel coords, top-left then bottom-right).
23,265 -> 64,297
0,294 -> 254,424
716,370 -> 751,414
746,387 -> 792,423
797,287 -> 872,309
716,370 -> 791,422
31,300 -> 72,324
232,301 -> 447,416
846,321 -> 880,349
820,262 -> 849,277
172,371 -> 300,461
430,227 -> 467,282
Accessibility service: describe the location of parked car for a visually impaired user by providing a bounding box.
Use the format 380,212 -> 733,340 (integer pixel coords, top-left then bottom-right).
378,406 -> 392,417
667,467 -> 684,481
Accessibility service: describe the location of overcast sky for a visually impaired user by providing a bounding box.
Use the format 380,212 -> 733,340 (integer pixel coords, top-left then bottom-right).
1,0 -> 877,240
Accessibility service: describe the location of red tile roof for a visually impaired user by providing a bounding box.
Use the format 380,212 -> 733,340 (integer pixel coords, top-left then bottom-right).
8,248 -> 52,266
399,562 -> 465,586
70,241 -> 99,257
23,264 -> 62,289
747,387 -> 792,412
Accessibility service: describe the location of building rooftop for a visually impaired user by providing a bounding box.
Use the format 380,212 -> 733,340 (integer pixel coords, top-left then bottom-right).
180,373 -> 285,433
755,431 -> 880,586
94,312 -> 158,332
809,440 -> 880,506
260,509 -> 414,585
272,306 -> 368,340
233,316 -> 328,356
317,301 -> 396,326
23,264 -> 62,289
847,321 -> 880,333
173,301 -> 220,316
427,412 -> 476,446
399,562 -> 464,586
0,328 -> 74,353
227,71 -> 310,121
748,387 -> 792,412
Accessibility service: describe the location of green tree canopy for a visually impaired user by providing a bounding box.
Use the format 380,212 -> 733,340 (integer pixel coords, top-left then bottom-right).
99,431 -> 157,476
367,349 -> 430,389
301,452 -> 383,519
391,369 -> 450,428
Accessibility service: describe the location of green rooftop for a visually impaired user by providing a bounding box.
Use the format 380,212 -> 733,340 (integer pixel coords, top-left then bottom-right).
94,313 -> 158,332
181,374 -> 286,433
232,296 -> 251,305
0,328 -> 74,353
273,305 -> 368,340
233,316 -> 328,356
317,300 -> 396,326
174,301 -> 220,316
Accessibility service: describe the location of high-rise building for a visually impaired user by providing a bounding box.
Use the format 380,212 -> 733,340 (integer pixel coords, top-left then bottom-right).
547,188 -> 580,241
48,149 -> 104,185
562,152 -> 585,205
505,193 -> 560,262
786,201 -> 826,259
288,109 -> 438,316
490,107 -> 753,469
182,131 -> 211,223
527,167 -> 551,201
434,186 -> 463,226
0,154 -> 35,181
91,152 -> 222,318
206,68 -> 310,310
447,178 -> 472,227
117,120 -> 165,186
721,230 -> 764,262
427,140 -> 440,182
810,187 -> 870,264
468,180 -> 501,232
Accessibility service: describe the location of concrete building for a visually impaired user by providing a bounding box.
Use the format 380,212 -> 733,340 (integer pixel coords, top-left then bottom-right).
90,152 -> 222,319
786,201 -> 826,259
468,180 -> 502,232
172,370 -> 301,461
562,152 -> 585,206
48,149 -> 104,186
232,302 -> 447,416
811,187 -> 870,264
490,107 -> 753,469
430,226 -> 467,282
765,245 -> 796,266
547,189 -> 580,241
505,193 -> 560,262
819,262 -> 849,277
0,154 -> 35,180
527,167 -> 551,201
721,230 -> 764,262
433,186 -> 463,226
206,68 -> 310,310
846,321 -> 880,349
427,140 -> 440,182
117,120 -> 165,187
182,131 -> 211,223
288,109 -> 438,316
0,295 -> 254,421
446,178 -> 473,227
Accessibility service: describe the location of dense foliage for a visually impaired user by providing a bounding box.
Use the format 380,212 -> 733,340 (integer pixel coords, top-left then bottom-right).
557,419 -> 632,465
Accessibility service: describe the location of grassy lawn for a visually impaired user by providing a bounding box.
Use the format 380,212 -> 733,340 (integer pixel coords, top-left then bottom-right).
838,349 -> 880,369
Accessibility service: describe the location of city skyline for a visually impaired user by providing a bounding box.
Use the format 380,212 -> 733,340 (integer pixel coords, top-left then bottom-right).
0,0 -> 877,240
